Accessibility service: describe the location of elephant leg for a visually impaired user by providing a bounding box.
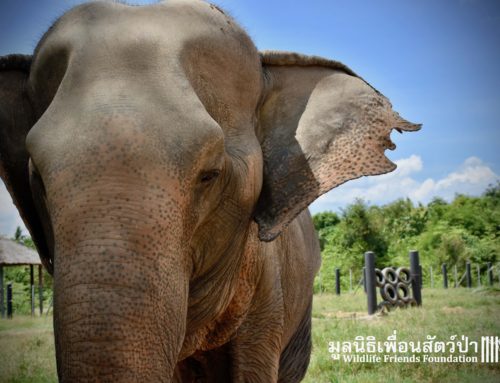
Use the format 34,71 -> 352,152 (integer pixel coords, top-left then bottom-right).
277,300 -> 313,383
230,292 -> 284,382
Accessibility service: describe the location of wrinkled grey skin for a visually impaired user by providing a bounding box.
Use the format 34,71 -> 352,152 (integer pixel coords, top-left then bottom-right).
0,1 -> 420,382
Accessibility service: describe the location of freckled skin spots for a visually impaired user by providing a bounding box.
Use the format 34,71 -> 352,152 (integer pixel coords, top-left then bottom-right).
0,0 -> 419,382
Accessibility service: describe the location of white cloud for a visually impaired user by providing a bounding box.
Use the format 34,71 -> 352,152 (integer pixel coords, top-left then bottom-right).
385,154 -> 423,178
409,156 -> 498,202
311,155 -> 499,212
0,181 -> 28,237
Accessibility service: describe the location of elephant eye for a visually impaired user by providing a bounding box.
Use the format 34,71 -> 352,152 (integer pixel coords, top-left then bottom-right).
199,169 -> 221,184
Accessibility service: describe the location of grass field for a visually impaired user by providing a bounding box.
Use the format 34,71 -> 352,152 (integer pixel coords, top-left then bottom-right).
0,315 -> 55,383
305,287 -> 500,383
0,287 -> 499,383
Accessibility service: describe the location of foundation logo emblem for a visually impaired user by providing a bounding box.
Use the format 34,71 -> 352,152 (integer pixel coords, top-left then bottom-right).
328,331 -> 500,363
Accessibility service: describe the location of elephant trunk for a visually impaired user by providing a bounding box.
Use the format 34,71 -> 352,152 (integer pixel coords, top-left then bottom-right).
51,205 -> 190,382
27,99 -> 196,381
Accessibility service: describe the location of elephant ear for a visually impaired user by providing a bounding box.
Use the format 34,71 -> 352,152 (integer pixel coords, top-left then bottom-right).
255,51 -> 420,241
0,54 -> 53,273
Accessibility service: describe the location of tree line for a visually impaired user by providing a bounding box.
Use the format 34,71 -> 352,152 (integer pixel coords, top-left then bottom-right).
313,183 -> 499,293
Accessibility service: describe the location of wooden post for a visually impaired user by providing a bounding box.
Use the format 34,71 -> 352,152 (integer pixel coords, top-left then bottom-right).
410,251 -> 422,306
364,252 -> 377,315
466,262 -> 472,288
0,265 -> 4,318
430,266 -> 434,288
7,282 -> 12,319
335,268 -> 341,296
442,263 -> 448,289
30,265 -> 35,316
454,265 -> 458,288
487,262 -> 494,286
38,265 -> 43,315
477,265 -> 481,287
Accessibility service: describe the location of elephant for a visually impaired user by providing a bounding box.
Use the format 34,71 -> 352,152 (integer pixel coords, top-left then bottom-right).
0,0 -> 420,382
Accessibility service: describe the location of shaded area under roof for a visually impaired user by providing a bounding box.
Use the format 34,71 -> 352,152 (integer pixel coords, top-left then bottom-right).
0,236 -> 41,266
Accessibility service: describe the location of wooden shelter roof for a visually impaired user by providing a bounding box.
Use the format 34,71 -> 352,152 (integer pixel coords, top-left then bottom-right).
0,236 -> 41,266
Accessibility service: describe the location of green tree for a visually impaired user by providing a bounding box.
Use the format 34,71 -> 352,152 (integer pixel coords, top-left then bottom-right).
313,212 -> 340,231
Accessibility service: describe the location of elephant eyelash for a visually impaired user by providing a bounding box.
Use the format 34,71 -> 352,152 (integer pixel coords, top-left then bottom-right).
199,169 -> 221,183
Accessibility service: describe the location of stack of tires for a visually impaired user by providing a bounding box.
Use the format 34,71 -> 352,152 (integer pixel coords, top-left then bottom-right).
375,267 -> 416,312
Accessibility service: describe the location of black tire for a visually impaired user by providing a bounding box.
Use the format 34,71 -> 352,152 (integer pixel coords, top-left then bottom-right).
396,267 -> 412,285
406,298 -> 417,307
375,268 -> 385,287
380,283 -> 398,303
396,282 -> 411,302
382,267 -> 398,285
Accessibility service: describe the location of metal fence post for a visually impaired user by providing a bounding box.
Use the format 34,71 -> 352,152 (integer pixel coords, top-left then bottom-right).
349,269 -> 353,292
442,263 -> 448,289
410,251 -> 422,306
364,252 -> 377,315
466,262 -> 472,288
487,262 -> 494,286
335,268 -> 341,295
318,271 -> 322,295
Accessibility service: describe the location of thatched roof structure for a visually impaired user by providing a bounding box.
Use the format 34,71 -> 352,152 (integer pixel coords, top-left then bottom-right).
0,236 -> 41,266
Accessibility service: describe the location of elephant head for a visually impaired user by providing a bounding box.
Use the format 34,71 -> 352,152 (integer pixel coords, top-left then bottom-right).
0,1 -> 419,381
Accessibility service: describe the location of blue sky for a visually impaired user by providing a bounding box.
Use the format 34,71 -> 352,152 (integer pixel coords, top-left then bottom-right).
0,0 -> 499,236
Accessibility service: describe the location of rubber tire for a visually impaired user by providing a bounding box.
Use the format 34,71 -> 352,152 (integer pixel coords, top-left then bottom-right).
396,282 -> 411,302
382,267 -> 398,285
380,283 -> 398,303
375,268 -> 385,287
396,267 -> 412,285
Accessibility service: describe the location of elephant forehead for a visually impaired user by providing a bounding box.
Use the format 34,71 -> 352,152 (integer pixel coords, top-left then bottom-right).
32,0 -> 260,83
27,0 -> 262,175
29,0 -> 262,149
